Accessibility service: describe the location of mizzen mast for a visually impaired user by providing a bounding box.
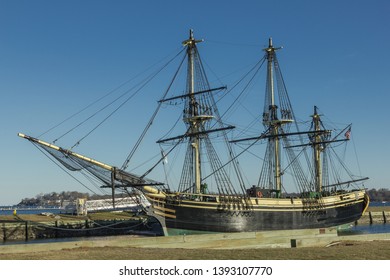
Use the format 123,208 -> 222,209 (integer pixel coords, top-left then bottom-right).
312,106 -> 323,193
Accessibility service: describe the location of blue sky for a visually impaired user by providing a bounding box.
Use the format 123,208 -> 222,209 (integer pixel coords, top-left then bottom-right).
1,0 -> 389,205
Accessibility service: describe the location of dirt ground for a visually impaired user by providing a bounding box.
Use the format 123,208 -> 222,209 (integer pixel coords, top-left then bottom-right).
1,240 -> 389,260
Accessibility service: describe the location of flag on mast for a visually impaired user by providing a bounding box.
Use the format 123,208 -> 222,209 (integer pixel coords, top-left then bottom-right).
344,127 -> 351,140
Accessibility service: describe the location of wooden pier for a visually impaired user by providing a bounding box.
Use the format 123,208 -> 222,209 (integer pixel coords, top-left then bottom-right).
0,212 -> 160,242
356,207 -> 390,225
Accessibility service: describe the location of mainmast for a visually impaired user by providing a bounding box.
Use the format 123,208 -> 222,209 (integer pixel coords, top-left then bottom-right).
263,38 -> 284,197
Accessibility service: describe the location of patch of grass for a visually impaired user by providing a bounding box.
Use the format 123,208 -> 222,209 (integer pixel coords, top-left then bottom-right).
1,241 -> 389,260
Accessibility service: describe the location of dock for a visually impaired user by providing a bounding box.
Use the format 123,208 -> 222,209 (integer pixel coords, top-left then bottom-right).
357,207 -> 390,224
0,212 -> 161,242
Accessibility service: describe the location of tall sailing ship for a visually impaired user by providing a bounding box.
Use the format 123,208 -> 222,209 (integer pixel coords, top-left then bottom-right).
19,30 -> 369,235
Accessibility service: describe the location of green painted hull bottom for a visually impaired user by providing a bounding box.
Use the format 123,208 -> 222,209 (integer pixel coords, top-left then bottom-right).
166,228 -> 222,236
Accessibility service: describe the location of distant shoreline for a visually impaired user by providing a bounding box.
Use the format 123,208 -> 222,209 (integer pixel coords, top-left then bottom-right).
2,200 -> 390,209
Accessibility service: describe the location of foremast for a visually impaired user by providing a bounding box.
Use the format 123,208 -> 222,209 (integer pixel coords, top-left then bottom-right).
182,30 -> 211,194
157,30 -> 239,198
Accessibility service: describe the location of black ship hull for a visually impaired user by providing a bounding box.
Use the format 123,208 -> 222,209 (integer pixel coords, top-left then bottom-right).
165,201 -> 364,233
146,190 -> 369,235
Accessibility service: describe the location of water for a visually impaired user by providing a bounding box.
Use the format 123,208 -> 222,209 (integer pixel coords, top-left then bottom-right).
0,207 -> 62,216
339,223 -> 390,235
369,201 -> 390,207
338,201 -> 390,235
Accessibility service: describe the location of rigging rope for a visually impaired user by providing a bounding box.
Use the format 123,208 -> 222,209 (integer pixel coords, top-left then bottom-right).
38,47 -> 183,141
203,128 -> 271,181
31,141 -> 104,196
15,214 -> 146,232
121,48 -> 187,170
140,128 -> 189,180
197,48 -> 247,192
217,57 -> 266,122
70,50 -> 186,150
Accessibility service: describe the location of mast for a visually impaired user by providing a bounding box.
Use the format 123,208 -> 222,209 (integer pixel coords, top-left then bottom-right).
158,30 -> 235,196
182,29 -> 207,194
263,38 -> 283,197
312,106 -> 323,193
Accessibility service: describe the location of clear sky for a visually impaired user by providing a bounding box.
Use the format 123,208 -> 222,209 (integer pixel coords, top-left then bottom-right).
1,0 -> 389,205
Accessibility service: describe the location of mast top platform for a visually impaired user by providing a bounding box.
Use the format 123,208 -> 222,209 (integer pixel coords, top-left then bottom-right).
182,29 -> 204,47
263,37 -> 282,54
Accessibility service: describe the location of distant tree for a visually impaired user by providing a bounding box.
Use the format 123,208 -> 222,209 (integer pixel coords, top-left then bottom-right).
367,188 -> 390,202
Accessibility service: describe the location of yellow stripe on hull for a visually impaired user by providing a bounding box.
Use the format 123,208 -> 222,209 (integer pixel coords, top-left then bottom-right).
148,190 -> 366,213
